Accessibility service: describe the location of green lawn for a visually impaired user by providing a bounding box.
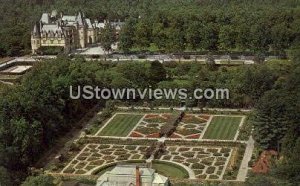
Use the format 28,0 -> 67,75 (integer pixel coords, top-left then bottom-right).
203,116 -> 242,140
94,165 -> 115,176
98,114 -> 143,136
93,160 -> 188,178
152,161 -> 189,179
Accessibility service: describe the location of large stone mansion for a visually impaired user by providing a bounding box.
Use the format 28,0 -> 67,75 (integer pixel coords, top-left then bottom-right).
31,10 -> 124,54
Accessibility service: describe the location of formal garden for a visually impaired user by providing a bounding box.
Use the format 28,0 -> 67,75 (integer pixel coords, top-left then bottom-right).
44,110 -> 249,182
46,137 -> 246,181
160,145 -> 233,180
60,143 -> 147,175
94,112 -> 245,141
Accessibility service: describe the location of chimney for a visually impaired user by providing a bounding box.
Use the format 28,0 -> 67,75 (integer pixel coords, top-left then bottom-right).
136,166 -> 141,186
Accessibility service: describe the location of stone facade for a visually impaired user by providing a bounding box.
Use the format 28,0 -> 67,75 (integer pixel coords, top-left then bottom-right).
31,10 -> 124,54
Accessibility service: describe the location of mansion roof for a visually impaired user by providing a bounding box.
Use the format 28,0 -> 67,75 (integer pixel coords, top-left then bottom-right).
32,10 -> 125,38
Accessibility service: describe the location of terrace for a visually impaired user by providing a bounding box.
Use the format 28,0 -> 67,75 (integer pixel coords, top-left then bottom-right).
0,57 -> 37,84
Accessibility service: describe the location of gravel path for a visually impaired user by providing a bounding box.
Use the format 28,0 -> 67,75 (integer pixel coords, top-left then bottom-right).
237,136 -> 255,181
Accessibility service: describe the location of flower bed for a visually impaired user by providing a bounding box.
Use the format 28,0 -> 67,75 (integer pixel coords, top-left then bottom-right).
186,134 -> 201,139
146,133 -> 160,138
169,133 -> 182,138
129,131 -> 144,138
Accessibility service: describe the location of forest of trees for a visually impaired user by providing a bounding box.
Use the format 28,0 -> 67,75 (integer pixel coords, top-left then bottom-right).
246,47 -> 300,185
0,0 -> 300,56
0,0 -> 300,185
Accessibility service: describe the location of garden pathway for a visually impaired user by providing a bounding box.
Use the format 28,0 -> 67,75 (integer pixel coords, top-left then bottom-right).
117,106 -> 251,112
237,136 -> 255,181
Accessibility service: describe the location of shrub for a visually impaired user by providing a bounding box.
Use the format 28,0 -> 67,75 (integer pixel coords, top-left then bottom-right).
181,152 -> 195,158
131,154 -> 141,159
87,156 -> 98,161
194,169 -> 203,175
206,166 -> 216,174
90,160 -> 104,166
98,145 -> 110,149
85,165 -> 96,171
162,155 -> 172,160
75,170 -> 86,174
207,148 -> 219,153
186,159 -> 199,163
37,46 -> 64,55
214,161 -> 225,166
64,167 -> 75,174
21,175 -> 55,186
209,175 -> 219,179
168,147 -> 177,151
114,151 -> 126,155
77,156 -> 87,161
224,153 -> 230,157
213,152 -> 222,156
201,159 -> 213,166
178,147 -> 190,152
183,55 -> 191,59
125,146 -> 137,150
49,165 -> 58,172
198,174 -> 207,179
220,148 -> 231,153
191,163 -> 205,169
75,162 -> 86,169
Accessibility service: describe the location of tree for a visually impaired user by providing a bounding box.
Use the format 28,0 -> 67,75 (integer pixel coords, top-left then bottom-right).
21,175 -> 54,186
119,18 -> 136,53
245,174 -> 274,186
134,19 -> 151,49
199,23 -> 219,51
152,22 -> 167,50
270,22 -> 292,55
99,23 -> 116,53
165,27 -> 185,53
218,25 -> 236,50
147,60 -> 167,85
185,21 -> 201,50
250,90 -> 289,149
116,62 -> 149,88
205,54 -> 217,70
249,19 -> 271,53
0,166 -> 12,186
239,66 -> 276,102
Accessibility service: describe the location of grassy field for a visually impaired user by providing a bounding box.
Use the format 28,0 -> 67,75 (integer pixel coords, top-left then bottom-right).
152,161 -> 189,179
98,114 -> 143,136
203,116 -> 242,140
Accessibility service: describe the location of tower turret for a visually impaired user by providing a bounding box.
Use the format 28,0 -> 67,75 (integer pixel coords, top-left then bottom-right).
76,11 -> 87,48
31,22 -> 41,54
